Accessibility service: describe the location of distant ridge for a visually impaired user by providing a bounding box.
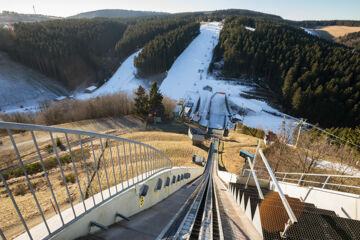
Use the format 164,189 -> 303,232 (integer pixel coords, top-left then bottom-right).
69,9 -> 169,19
0,11 -> 60,24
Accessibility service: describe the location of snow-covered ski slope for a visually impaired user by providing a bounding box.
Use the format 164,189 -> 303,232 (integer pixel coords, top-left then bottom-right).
0,52 -> 68,113
160,22 -> 296,132
76,50 -> 147,100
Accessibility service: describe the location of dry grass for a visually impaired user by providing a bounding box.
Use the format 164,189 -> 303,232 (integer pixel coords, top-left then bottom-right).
311,25 -> 360,40
218,131 -> 260,175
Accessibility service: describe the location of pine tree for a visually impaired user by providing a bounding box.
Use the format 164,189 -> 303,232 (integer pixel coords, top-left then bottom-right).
148,81 -> 164,113
292,87 -> 303,112
134,85 -> 148,117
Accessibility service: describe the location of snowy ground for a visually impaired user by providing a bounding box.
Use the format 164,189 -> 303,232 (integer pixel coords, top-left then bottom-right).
2,22 -> 298,133
314,160 -> 360,176
76,50 -> 148,100
160,22 -> 297,133
301,27 -> 319,37
0,52 -> 68,113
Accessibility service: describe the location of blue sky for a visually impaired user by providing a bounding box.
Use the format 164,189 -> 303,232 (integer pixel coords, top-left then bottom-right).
1,0 -> 360,20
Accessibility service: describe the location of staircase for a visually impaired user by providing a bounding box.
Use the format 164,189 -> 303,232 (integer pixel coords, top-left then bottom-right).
229,183 -> 360,240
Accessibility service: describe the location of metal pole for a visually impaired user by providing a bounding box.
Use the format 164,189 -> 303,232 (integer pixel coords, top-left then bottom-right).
115,141 -> 125,190
139,144 -> 144,181
134,144 -> 139,183
295,121 -> 302,147
7,130 -> 51,234
322,176 -> 331,189
99,138 -> 111,197
50,132 -> 76,218
108,140 -> 118,193
65,133 -> 86,212
142,145 -> 148,178
245,140 -> 261,189
246,156 -> 264,199
78,135 -> 96,206
298,174 -> 305,186
90,138 -> 104,201
122,141 -> 130,187
259,149 -> 297,224
128,142 -> 135,185
0,173 -> 33,240
31,131 -> 65,225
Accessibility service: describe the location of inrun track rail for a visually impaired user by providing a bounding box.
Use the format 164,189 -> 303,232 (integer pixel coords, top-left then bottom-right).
158,139 -> 223,240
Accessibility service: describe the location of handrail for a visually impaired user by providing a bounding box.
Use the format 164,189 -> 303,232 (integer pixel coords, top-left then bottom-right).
244,140 -> 264,199
240,140 -> 297,237
0,121 -> 173,239
258,150 -> 298,225
275,172 -> 360,178
0,121 -> 172,166
243,169 -> 360,191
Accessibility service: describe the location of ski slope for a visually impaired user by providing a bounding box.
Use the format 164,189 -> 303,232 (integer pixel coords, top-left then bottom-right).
0,52 -> 68,113
76,50 -> 146,100
2,22 -> 297,133
159,22 -> 296,132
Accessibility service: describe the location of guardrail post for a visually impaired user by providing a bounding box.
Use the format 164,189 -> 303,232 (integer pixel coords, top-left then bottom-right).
115,141 -> 125,190
282,173 -> 287,182
298,174 -> 305,185
322,176 -> 331,189
0,173 -> 33,240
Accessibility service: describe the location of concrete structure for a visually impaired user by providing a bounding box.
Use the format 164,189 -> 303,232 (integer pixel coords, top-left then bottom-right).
15,167 -> 202,240
272,181 -> 360,220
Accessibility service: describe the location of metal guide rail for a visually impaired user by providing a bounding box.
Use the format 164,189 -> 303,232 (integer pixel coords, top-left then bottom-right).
0,121 -> 172,240
158,139 -> 223,240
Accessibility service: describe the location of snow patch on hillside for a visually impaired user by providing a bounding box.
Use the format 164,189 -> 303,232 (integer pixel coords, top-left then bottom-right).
301,27 -> 319,37
245,26 -> 255,32
76,50 -> 147,100
0,52 -> 68,113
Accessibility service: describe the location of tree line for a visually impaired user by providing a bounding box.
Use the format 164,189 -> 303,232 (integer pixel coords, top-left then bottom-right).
1,18 -> 130,89
0,17 -> 196,89
336,31 -> 360,50
212,16 -> 360,128
134,22 -> 200,77
115,18 -> 193,60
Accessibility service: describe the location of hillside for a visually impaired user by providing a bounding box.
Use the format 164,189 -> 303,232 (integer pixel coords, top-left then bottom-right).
69,9 -> 169,19
0,51 -> 68,113
0,11 -> 60,24
211,17 -> 360,128
335,31 -> 360,50
307,25 -> 360,41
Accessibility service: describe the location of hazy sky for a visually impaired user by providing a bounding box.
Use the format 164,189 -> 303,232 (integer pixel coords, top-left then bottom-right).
1,0 -> 360,20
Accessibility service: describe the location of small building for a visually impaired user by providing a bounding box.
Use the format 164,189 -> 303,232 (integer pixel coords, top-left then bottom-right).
84,86 -> 97,93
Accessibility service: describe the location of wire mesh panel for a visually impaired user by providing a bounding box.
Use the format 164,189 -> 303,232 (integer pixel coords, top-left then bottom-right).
0,122 -> 172,239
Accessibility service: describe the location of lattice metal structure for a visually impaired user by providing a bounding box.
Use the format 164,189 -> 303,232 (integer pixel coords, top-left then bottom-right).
0,121 -> 172,239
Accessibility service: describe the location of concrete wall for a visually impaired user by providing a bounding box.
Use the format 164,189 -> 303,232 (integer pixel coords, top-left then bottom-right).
16,167 -> 203,240
271,181 -> 360,220
217,170 -> 238,185
52,167 -> 202,240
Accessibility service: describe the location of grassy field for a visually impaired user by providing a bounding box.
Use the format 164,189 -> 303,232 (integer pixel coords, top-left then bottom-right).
311,25 -> 360,40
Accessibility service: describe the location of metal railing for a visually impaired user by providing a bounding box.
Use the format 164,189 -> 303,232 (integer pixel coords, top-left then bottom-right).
243,170 -> 360,193
241,140 -> 297,237
274,172 -> 360,191
0,121 -> 172,240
